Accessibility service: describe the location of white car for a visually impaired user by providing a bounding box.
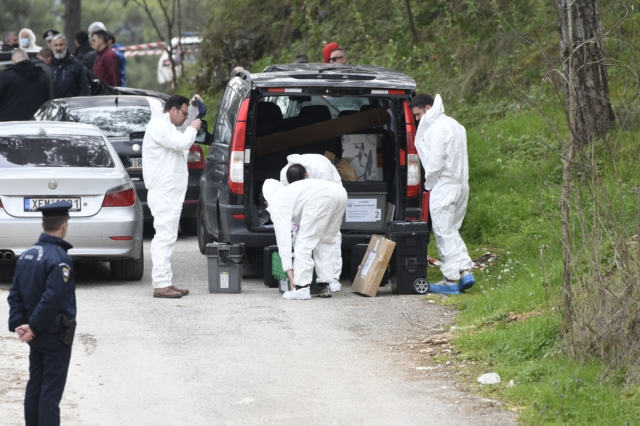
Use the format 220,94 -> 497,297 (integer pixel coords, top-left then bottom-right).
0,122 -> 144,280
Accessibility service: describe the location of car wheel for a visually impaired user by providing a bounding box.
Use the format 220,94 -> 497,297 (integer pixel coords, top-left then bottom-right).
180,217 -> 198,236
110,245 -> 144,281
197,200 -> 214,254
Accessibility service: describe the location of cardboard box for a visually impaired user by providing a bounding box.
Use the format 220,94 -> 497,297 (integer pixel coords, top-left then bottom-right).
342,134 -> 383,181
255,107 -> 391,157
351,235 -> 396,297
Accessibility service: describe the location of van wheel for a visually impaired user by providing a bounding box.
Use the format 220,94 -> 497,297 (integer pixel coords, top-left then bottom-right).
110,245 -> 144,281
197,200 -> 214,254
180,217 -> 197,236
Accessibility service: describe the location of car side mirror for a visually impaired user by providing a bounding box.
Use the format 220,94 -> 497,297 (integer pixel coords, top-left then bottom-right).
195,119 -> 212,145
119,155 -> 132,168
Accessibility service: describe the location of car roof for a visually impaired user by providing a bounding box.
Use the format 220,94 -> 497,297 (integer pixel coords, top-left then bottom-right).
0,121 -> 105,137
47,95 -> 155,109
251,63 -> 416,91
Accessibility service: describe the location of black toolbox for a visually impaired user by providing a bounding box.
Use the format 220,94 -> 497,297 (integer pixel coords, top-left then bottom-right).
263,245 -> 279,288
350,243 -> 389,286
386,221 -> 430,294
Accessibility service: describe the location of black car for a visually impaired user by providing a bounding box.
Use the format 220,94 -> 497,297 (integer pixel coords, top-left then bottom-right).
34,95 -> 207,234
198,63 -> 423,255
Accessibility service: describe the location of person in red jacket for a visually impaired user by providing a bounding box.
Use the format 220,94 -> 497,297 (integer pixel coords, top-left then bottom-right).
91,29 -> 120,87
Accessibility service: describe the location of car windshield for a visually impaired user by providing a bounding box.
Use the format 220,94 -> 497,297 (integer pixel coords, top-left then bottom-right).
0,135 -> 115,168
67,106 -> 151,137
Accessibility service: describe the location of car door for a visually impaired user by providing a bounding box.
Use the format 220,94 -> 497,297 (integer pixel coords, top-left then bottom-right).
202,77 -> 249,239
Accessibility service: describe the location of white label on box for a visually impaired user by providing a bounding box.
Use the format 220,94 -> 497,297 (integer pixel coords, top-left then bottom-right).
220,272 -> 229,289
360,252 -> 377,278
346,199 -> 379,222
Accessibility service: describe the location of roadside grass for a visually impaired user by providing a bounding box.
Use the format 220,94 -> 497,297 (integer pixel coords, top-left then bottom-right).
429,103 -> 640,424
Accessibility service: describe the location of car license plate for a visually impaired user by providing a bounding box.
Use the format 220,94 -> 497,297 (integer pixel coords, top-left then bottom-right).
130,158 -> 142,169
24,198 -> 81,212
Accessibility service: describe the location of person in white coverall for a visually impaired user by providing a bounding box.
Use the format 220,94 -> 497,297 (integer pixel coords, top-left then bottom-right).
263,173 -> 347,300
280,154 -> 344,293
412,93 -> 475,290
143,94 -> 202,298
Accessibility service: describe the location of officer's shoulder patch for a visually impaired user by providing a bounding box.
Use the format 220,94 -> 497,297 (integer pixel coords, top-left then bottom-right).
60,263 -> 71,282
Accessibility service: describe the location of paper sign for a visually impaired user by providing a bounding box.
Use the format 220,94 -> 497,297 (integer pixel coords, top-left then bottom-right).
220,272 -> 229,289
360,251 -> 377,278
346,199 -> 381,222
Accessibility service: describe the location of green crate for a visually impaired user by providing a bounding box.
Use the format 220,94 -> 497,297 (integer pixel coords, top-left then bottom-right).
272,251 -> 317,293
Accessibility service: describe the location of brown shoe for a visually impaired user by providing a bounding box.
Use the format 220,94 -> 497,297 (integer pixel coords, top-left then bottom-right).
153,287 -> 183,298
170,285 -> 189,296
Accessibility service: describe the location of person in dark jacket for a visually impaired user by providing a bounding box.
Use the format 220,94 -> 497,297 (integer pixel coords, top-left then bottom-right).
30,47 -> 54,99
82,22 -> 106,71
50,34 -> 89,98
74,30 -> 91,61
0,50 -> 50,121
108,32 -> 127,86
92,30 -> 120,87
8,201 -> 77,426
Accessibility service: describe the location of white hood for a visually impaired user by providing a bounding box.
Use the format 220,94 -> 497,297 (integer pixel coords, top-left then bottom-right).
415,94 -> 444,143
19,28 -> 40,50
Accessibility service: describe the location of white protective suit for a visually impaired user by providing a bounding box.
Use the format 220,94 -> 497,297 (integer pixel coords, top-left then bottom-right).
279,154 -> 343,283
143,100 -> 198,288
263,178 -> 347,287
18,29 -> 40,50
414,94 -> 474,281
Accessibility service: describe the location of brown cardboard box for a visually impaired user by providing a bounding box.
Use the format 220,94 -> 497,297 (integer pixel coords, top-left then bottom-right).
255,107 -> 391,157
351,235 -> 396,297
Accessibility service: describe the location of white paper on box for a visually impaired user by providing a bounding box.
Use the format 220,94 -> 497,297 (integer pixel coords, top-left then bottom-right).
346,199 -> 381,222
342,134 -> 383,181
360,251 -> 377,278
220,272 -> 229,289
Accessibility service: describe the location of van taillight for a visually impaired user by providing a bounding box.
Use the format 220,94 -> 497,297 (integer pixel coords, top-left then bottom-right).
0,197 -> 3,209
187,144 -> 204,169
229,98 -> 250,195
404,101 -> 420,198
103,183 -> 135,207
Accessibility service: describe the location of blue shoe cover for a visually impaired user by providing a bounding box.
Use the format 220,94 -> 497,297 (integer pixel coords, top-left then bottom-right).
460,273 -> 475,291
429,283 -> 462,295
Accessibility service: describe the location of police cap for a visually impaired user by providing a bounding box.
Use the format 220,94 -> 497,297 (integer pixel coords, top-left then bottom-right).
43,29 -> 60,41
37,201 -> 72,217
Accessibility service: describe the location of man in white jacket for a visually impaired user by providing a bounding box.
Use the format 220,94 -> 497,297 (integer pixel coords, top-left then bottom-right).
143,94 -> 201,298
279,154 -> 344,293
413,94 -> 475,292
263,174 -> 347,300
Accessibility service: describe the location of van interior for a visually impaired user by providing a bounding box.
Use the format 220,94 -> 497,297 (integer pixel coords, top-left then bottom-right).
248,94 -> 405,234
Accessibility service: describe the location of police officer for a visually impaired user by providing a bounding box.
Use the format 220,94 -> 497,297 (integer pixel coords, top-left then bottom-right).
7,201 -> 77,426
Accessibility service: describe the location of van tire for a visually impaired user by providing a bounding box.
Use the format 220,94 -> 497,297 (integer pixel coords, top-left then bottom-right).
110,246 -> 144,281
197,200 -> 214,254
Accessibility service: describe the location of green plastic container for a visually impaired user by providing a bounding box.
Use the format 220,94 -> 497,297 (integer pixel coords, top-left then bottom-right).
272,252 -> 317,293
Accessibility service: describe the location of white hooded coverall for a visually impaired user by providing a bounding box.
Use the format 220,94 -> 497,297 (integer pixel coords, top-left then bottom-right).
18,28 -> 41,50
279,154 -> 343,283
414,94 -> 474,281
143,100 -> 198,288
263,178 -> 347,287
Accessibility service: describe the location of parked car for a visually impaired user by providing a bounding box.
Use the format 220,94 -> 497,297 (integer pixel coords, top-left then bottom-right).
0,121 -> 144,280
198,63 -> 421,256
33,95 -> 207,234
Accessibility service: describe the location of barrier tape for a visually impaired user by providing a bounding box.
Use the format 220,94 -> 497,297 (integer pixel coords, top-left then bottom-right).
114,41 -> 166,51
123,49 -> 165,57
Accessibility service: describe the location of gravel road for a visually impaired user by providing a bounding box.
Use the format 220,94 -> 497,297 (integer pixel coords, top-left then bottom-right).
0,236 -> 514,425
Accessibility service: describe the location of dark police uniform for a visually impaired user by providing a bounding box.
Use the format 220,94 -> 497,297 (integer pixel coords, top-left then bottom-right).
7,202 -> 76,426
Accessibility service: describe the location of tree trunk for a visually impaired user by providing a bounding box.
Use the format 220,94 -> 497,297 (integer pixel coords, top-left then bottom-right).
64,0 -> 82,45
556,0 -> 614,146
403,0 -> 418,43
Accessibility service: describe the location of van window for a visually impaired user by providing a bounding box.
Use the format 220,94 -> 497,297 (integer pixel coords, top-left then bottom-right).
213,86 -> 242,145
262,95 -> 372,119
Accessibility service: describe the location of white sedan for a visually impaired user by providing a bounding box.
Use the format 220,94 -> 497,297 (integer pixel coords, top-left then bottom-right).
0,122 -> 144,280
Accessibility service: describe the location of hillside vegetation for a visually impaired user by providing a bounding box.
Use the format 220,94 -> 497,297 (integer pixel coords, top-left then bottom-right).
191,1 -> 640,423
